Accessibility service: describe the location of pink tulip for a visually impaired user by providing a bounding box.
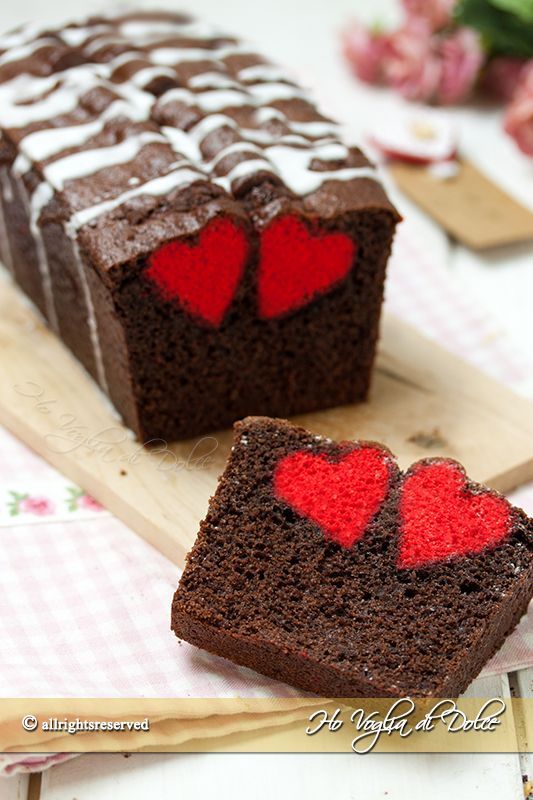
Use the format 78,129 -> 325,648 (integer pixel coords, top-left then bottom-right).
342,21 -> 390,84
504,65 -> 533,156
483,57 -> 530,102
438,28 -> 484,105
19,496 -> 55,516
402,0 -> 456,30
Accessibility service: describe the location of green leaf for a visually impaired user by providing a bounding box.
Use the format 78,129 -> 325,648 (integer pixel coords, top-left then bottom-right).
455,0 -> 533,56
490,0 -> 533,23
8,490 -> 28,501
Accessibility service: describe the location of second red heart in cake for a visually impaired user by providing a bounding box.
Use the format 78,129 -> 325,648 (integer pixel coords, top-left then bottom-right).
257,216 -> 356,319
172,416 -> 533,698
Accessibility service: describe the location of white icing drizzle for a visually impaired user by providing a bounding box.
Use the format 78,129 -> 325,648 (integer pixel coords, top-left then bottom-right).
0,20 -> 374,203
155,82 -> 372,194
42,132 -> 166,189
22,178 -> 59,331
83,35 -> 125,56
66,166 -> 204,233
208,140 -> 265,168
13,153 -> 31,175
239,127 -> 276,145
238,64 -> 291,83
188,113 -> 238,144
255,107 -> 286,122
211,143 -> 376,195
262,147 -> 376,195
0,37 -> 57,66
106,50 -> 144,70
59,24 -> 110,48
289,120 -> 340,138
149,43 -> 251,66
188,72 -> 241,90
0,13 -> 381,223
21,120 -> 106,161
18,95 -> 150,162
214,158 -> 275,190
0,58 -> 152,122
278,134 -> 318,146
160,125 -> 201,163
159,80 -> 312,114
130,65 -> 177,88
118,19 -> 221,42
0,21 -> 48,51
150,47 -> 216,66
30,180 -> 53,222
198,116 -> 339,150
303,141 -> 348,160
107,80 -> 155,117
70,237 -> 109,394
247,81 -> 308,104
159,86 -> 250,112
1,167 -> 13,203
0,169 -> 14,272
186,111 -> 337,154
0,65 -> 106,127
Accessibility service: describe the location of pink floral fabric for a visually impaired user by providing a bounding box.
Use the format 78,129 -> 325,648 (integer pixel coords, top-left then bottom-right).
3,484 -> 104,522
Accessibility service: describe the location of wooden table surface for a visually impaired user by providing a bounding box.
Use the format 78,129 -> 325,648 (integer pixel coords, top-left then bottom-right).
1,0 -> 533,797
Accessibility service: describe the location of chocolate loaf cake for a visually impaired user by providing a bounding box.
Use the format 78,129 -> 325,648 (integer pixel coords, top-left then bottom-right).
172,417 -> 533,697
0,11 -> 399,441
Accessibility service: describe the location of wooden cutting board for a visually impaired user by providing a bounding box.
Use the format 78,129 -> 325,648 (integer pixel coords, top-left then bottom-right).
1,271 -> 533,568
389,159 -> 533,250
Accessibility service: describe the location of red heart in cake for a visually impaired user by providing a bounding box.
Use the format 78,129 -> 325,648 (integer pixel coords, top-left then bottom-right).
145,217 -> 248,326
258,215 -> 356,319
274,447 -> 392,548
399,461 -> 512,569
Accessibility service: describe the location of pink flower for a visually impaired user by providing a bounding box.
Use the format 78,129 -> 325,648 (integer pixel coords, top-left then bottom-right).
385,19 -> 442,102
77,493 -> 104,512
483,57 -> 530,102
438,28 -> 484,105
402,0 -> 456,31
342,21 -> 390,84
504,65 -> 533,156
19,496 -> 55,516
384,21 -> 482,104
341,8 -> 483,106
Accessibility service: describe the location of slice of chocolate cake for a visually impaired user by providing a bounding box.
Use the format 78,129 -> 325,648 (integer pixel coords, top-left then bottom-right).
0,10 -> 400,441
172,417 -> 533,697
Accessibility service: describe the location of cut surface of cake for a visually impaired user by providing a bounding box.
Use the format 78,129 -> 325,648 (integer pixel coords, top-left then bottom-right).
172,417 -> 533,697
0,10 -> 399,441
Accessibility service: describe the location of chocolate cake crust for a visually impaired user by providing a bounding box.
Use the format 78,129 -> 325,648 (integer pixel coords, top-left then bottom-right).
172,417 -> 533,697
